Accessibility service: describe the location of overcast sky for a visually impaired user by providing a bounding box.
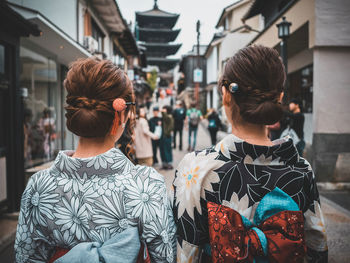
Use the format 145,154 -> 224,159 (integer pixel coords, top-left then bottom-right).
117,0 -> 239,57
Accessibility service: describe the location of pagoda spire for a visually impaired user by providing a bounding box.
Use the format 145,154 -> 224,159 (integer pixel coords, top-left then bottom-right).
154,0 -> 158,9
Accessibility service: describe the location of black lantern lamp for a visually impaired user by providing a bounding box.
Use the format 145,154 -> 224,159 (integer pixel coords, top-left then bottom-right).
276,16 -> 291,103
277,16 -> 291,39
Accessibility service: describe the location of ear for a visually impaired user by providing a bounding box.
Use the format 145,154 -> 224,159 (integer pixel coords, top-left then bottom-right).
222,86 -> 231,106
279,92 -> 284,103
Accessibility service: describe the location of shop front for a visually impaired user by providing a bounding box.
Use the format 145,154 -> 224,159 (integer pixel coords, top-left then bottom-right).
0,2 -> 40,213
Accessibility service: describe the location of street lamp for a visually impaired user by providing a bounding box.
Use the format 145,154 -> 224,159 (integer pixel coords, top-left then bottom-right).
276,16 -> 291,103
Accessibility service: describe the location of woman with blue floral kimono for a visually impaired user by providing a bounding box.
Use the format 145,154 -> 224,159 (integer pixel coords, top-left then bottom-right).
173,46 -> 328,262
15,58 -> 176,263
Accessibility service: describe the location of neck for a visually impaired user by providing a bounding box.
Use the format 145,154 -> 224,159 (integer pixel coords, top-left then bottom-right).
231,120 -> 273,146
293,108 -> 301,113
73,136 -> 116,158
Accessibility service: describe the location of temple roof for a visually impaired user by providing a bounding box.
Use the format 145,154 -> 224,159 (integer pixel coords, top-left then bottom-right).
142,42 -> 181,57
138,27 -> 180,43
136,1 -> 179,29
147,57 -> 179,72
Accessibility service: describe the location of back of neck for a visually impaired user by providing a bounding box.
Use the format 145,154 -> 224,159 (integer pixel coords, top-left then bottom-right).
73,137 -> 115,158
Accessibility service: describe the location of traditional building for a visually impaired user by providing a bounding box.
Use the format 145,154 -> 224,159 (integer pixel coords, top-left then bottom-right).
243,0 -> 350,181
135,0 -> 181,73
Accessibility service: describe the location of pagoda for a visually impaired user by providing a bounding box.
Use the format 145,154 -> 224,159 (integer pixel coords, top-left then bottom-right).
135,0 -> 181,72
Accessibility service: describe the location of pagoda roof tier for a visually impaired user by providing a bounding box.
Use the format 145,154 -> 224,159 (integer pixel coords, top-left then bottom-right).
147,57 -> 179,72
136,8 -> 179,29
138,27 -> 180,43
143,43 -> 181,57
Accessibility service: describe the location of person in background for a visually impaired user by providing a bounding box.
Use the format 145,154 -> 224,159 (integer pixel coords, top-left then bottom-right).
173,45 -> 327,262
149,106 -> 162,166
267,121 -> 281,140
186,102 -> 203,151
207,108 -> 221,146
177,72 -> 185,95
160,105 -> 174,170
134,107 -> 159,166
38,108 -> 56,159
289,98 -> 305,156
172,100 -> 186,150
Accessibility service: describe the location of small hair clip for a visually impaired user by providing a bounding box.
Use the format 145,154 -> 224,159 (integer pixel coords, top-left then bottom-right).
112,98 -> 127,112
229,83 -> 239,93
110,99 -> 135,135
111,98 -> 127,136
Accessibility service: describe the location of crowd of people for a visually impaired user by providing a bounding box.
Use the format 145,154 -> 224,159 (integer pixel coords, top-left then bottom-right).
14,45 -> 326,263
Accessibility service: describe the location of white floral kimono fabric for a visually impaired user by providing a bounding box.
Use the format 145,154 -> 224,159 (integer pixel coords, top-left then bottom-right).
15,148 -> 176,263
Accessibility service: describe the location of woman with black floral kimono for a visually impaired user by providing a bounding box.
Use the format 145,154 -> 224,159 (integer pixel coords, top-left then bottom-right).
15,58 -> 176,263
173,45 -> 328,262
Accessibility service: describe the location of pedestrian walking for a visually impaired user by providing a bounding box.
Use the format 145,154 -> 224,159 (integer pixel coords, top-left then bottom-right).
134,107 -> 159,166
148,106 -> 162,165
173,45 -> 327,262
172,100 -> 186,150
207,108 -> 221,146
186,102 -> 203,151
14,58 -> 176,262
288,98 -> 305,156
160,105 -> 174,170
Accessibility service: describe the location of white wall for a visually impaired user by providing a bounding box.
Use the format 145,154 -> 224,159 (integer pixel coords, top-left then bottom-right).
78,0 -> 113,59
9,0 -> 78,40
206,46 -> 218,84
315,0 -> 350,47
313,47 -> 350,133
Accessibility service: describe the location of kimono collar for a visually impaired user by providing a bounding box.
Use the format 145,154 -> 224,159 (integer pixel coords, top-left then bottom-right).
215,134 -> 299,166
52,147 -> 132,177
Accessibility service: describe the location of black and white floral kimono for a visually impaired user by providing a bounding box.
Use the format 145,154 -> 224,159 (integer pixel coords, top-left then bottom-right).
173,134 -> 328,262
15,148 -> 176,263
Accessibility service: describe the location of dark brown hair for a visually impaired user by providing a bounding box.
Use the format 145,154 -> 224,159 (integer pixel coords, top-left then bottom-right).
219,45 -> 285,125
64,57 -> 135,138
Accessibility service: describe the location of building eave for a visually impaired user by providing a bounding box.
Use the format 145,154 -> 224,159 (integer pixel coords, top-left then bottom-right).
1,1 -> 41,37
246,0 -> 299,45
216,0 -> 250,28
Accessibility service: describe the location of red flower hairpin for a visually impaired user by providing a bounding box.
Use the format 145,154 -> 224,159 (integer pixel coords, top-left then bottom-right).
110,98 -> 135,135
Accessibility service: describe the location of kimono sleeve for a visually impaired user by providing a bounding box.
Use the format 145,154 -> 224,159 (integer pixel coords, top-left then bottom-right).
172,153 -> 208,263
303,162 -> 328,262
140,168 -> 177,263
14,173 -> 53,262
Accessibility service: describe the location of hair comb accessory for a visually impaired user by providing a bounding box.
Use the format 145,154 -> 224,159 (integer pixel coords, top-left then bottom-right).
229,82 -> 239,93
110,98 -> 127,136
113,98 -> 127,112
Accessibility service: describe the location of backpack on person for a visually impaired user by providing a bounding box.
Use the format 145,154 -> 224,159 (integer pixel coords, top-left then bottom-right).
208,119 -> 217,129
189,110 -> 200,127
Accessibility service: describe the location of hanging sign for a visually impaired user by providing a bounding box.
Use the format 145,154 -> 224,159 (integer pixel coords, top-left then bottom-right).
193,68 -> 203,83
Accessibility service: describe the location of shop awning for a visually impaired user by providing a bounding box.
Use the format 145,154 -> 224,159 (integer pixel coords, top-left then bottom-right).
9,3 -> 90,66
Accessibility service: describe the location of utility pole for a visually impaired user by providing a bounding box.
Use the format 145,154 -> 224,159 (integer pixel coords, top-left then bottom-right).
195,20 -> 201,107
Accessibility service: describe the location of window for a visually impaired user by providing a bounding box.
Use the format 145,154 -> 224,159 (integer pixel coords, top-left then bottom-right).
224,18 -> 229,31
0,45 -> 4,76
19,46 -> 60,168
91,19 -> 105,51
289,64 -> 313,113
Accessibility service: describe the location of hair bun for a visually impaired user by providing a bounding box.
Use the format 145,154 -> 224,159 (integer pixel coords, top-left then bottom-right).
241,100 -> 283,125
64,58 -> 134,138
